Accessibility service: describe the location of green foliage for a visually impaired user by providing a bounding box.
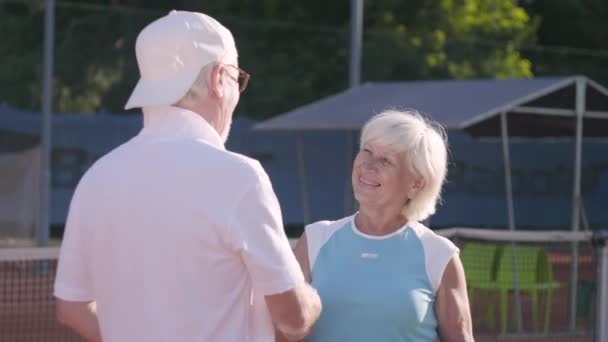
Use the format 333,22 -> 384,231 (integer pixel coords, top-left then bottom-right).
520,0 -> 608,84
2,0 -> 603,119
0,3 -> 155,113
438,0 -> 536,78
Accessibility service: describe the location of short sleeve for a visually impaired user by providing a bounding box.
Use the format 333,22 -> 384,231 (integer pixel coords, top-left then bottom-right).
230,166 -> 304,296
419,230 -> 459,293
304,222 -> 328,274
304,217 -> 352,274
54,183 -> 94,301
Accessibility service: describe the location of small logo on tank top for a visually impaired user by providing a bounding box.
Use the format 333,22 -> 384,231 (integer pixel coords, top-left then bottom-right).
360,252 -> 379,259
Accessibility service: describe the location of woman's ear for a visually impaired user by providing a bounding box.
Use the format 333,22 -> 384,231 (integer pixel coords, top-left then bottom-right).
208,64 -> 225,99
408,177 -> 426,199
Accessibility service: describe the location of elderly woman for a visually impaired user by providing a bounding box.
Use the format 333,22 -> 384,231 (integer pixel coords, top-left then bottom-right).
293,109 -> 473,342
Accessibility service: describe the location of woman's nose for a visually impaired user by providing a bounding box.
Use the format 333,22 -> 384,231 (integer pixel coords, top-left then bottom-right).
361,158 -> 377,171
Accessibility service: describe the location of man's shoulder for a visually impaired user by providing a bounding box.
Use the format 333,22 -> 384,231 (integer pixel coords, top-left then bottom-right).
113,137 -> 263,176
201,147 -> 266,183
221,149 -> 264,171
80,138 -> 268,193
77,139 -> 135,183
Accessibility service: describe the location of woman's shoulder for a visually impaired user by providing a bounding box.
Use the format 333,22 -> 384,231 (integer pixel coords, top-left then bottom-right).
303,216 -> 354,271
409,221 -> 459,292
409,221 -> 458,252
304,216 -> 353,249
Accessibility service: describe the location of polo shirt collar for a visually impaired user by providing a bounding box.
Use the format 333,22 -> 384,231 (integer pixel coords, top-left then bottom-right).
141,105 -> 225,149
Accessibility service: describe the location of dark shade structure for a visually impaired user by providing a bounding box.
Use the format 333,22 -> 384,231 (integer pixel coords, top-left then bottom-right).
256,76 -> 608,137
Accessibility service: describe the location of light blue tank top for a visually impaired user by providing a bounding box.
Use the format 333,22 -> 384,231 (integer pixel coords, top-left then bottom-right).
305,215 -> 458,342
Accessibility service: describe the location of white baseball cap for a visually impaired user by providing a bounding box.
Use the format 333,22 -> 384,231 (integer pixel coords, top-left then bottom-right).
124,10 -> 237,110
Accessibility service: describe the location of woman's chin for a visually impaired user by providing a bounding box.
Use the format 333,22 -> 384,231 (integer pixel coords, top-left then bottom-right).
353,193 -> 374,207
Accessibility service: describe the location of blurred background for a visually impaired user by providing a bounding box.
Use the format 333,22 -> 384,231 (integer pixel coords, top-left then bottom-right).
2,0 -> 608,236
1,1 -> 608,341
2,0 -> 608,116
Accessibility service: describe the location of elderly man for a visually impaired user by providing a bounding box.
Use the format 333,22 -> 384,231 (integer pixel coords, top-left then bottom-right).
54,10 -> 321,342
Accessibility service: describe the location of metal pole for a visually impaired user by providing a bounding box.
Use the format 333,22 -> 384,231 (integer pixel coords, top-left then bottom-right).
501,112 -> 523,333
38,0 -> 55,247
569,77 -> 586,331
592,230 -> 608,342
349,0 -> 363,87
501,113 -> 516,234
491,0 -> 497,76
296,134 -> 310,225
346,0 -> 362,215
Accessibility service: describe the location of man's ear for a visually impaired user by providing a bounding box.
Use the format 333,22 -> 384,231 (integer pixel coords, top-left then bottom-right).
208,64 -> 224,99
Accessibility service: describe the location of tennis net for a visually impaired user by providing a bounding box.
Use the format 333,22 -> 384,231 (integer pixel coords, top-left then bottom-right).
1,228 -> 604,342
0,247 -> 83,342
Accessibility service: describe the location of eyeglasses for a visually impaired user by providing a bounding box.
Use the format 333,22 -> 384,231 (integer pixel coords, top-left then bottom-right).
224,64 -> 250,93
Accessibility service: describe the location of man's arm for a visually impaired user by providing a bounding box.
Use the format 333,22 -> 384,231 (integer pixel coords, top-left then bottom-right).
54,182 -> 100,341
56,299 -> 102,342
267,281 -> 321,341
272,234 -> 318,342
230,166 -> 321,342
435,256 -> 474,342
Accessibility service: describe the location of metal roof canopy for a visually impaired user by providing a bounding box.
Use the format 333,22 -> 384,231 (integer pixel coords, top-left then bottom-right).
256,76 -> 608,332
255,76 -> 608,137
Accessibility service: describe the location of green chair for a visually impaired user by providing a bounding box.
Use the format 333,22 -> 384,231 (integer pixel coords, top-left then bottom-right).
494,245 -> 562,334
460,242 -> 502,329
576,280 -> 594,328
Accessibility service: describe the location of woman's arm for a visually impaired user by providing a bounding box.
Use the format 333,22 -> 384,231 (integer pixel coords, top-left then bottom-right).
435,255 -> 474,342
293,234 -> 311,283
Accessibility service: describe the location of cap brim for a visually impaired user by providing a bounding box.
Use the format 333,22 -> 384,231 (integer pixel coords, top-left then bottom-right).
124,69 -> 199,110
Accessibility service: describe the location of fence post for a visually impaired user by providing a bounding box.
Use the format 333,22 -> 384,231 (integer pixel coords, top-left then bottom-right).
591,229 -> 608,342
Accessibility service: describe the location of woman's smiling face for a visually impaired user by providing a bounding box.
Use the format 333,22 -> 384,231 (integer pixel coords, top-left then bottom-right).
351,140 -> 421,211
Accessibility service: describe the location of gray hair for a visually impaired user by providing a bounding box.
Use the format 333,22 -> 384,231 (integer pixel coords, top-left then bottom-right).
360,109 -> 449,222
174,62 -> 218,108
174,50 -> 237,108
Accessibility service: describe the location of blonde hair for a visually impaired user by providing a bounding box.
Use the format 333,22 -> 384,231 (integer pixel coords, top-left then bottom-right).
360,109 -> 449,222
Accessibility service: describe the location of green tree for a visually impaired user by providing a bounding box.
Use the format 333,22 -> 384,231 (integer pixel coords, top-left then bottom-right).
0,0 -> 538,119
0,2 -> 156,113
361,0 -> 536,81
519,0 -> 608,84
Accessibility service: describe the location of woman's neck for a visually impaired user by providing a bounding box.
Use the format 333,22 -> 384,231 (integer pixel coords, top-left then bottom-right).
354,206 -> 408,236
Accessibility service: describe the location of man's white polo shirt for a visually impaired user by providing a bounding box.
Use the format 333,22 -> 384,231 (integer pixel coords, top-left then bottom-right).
54,106 -> 304,342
